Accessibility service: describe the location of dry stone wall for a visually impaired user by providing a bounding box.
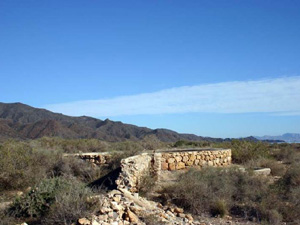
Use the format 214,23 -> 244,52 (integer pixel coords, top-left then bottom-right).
66,148 -> 232,193
76,148 -> 232,225
63,152 -> 117,166
160,149 -> 231,171
115,148 -> 231,193
116,153 -> 152,192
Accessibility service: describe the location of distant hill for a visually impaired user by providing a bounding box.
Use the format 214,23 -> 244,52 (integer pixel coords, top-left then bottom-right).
0,102 -> 225,142
255,133 -> 300,143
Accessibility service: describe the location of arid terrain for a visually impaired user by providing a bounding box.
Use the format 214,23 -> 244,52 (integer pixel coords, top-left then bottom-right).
0,103 -> 300,225
1,132 -> 300,224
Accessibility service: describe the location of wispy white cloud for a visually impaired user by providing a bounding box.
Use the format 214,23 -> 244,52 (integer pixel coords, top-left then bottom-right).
45,77 -> 300,117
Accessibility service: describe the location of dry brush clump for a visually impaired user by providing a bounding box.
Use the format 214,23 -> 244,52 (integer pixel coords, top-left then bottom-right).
0,138 -> 149,223
0,140 -> 108,192
35,137 -> 110,153
0,141 -> 60,192
7,176 -> 99,225
214,140 -> 271,164
271,143 -> 300,164
161,167 -> 297,224
0,138 -> 147,192
173,140 -> 211,148
245,157 -> 286,176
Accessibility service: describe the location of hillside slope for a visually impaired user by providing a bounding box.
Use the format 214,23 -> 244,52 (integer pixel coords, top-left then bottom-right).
256,133 -> 300,143
0,102 -> 222,142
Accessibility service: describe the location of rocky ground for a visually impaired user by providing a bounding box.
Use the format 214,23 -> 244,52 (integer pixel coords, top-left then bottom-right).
77,188 -> 198,225
76,163 -> 266,225
76,186 -> 261,225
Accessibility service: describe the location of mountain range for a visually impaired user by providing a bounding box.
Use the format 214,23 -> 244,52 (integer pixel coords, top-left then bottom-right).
0,102 -> 226,142
255,133 -> 300,143
2,102 -> 298,143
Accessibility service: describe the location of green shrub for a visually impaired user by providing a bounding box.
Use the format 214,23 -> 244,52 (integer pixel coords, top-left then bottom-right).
9,176 -> 94,223
264,209 -> 282,225
37,137 -> 109,153
161,168 -> 237,215
281,163 -> 300,188
41,180 -> 99,225
0,209 -> 19,225
210,199 -> 228,217
272,144 -> 300,164
138,174 -> 157,197
104,142 -> 144,171
50,156 -> 104,183
161,165 -> 300,222
214,140 -> 270,164
109,141 -> 143,155
0,141 -> 59,191
260,159 -> 286,177
173,140 -> 211,148
161,167 -> 272,220
0,139 -> 109,192
140,135 -> 168,150
245,158 -> 286,176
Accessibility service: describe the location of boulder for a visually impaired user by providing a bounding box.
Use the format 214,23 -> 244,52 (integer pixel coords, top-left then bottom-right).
176,162 -> 185,170
161,162 -> 169,170
174,207 -> 184,213
78,218 -> 91,225
126,209 -> 139,223
167,158 -> 175,163
169,163 -> 176,171
186,161 -> 193,166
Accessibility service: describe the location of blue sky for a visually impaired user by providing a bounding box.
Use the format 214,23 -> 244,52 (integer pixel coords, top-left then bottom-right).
1,0 -> 300,138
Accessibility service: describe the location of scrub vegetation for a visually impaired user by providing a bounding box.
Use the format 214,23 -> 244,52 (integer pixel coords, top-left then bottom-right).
0,138 -> 300,224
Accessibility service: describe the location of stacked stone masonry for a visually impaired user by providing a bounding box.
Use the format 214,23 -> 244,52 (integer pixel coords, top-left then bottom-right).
160,149 -> 232,171
66,149 -> 232,193
63,152 -> 115,166
73,148 -> 232,225
116,153 -> 152,193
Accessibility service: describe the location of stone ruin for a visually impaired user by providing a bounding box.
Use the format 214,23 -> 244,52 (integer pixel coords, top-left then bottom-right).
63,152 -> 115,166
72,148 -> 232,225
66,148 -> 232,193
116,148 -> 232,193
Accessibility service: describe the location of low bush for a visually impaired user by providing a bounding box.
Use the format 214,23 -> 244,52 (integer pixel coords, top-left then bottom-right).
140,135 -> 168,150
260,159 -> 286,176
0,140 -> 109,192
272,144 -> 300,164
161,167 -> 282,223
104,142 -> 144,171
0,141 -> 59,191
245,158 -> 286,176
138,174 -> 157,197
50,156 -> 104,183
41,179 -> 99,225
36,137 -> 109,153
161,168 -> 237,215
173,140 -> 211,148
0,209 -> 19,225
210,199 -> 228,218
109,141 -> 143,155
9,176 -> 96,224
214,140 -> 270,164
281,163 -> 300,188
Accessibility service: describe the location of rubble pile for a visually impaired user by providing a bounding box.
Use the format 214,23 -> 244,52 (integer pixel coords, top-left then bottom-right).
78,188 -> 199,225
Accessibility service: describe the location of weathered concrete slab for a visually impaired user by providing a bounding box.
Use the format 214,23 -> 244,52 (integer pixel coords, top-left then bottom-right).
253,168 -> 271,176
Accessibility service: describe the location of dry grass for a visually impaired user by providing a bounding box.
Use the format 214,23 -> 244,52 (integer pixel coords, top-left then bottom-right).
160,166 -> 300,224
